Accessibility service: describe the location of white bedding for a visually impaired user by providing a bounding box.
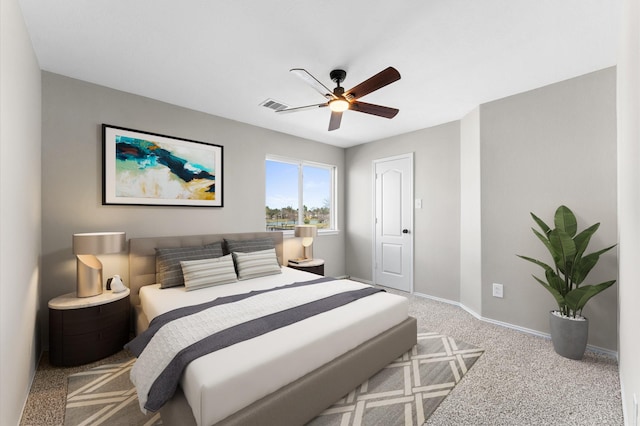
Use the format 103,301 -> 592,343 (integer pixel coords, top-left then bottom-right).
138,267 -> 409,426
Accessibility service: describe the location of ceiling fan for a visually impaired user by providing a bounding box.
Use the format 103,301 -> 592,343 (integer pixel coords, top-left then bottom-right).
276,67 -> 401,131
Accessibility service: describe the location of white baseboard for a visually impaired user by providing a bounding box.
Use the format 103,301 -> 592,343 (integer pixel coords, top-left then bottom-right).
411,292 -> 618,359
346,276 -> 373,285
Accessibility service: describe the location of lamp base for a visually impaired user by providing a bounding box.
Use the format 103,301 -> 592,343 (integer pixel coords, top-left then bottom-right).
76,255 -> 104,297
303,244 -> 314,260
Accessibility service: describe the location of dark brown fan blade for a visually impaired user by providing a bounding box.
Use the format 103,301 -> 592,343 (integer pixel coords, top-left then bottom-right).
290,69 -> 337,100
328,111 -> 343,131
344,67 -> 401,101
276,103 -> 328,114
349,101 -> 399,119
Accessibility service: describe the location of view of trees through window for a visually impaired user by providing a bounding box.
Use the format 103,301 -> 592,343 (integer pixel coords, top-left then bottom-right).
265,158 -> 334,231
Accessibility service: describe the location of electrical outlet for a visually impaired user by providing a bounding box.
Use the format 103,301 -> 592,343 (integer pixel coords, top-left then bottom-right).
492,283 -> 504,298
634,393 -> 638,426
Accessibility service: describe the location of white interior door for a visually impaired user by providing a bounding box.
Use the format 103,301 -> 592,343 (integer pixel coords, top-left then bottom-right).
374,154 -> 413,292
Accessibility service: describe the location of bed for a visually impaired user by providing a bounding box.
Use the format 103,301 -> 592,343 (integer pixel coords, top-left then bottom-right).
128,231 -> 417,426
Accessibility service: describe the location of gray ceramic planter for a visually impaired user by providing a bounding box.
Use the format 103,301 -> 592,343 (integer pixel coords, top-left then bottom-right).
549,311 -> 589,360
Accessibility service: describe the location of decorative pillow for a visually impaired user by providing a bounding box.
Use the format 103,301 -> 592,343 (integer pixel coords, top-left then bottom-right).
232,248 -> 282,280
180,255 -> 237,291
224,237 -> 275,255
156,243 -> 224,288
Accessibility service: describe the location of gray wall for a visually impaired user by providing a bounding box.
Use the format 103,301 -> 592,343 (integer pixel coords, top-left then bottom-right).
617,0 -> 640,422
345,68 -> 618,352
480,67 -> 618,351
0,1 -> 42,424
40,72 -> 346,348
345,122 -> 462,300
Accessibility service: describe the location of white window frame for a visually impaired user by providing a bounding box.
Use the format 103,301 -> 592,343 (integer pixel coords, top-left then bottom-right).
265,155 -> 338,234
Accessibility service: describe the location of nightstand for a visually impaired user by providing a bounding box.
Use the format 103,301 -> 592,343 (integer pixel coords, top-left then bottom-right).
288,258 -> 325,276
49,288 -> 130,367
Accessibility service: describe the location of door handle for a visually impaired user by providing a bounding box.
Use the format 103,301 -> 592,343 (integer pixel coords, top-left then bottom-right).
402,229 -> 409,234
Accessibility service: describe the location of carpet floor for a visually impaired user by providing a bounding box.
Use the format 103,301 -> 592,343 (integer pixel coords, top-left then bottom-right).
398,291 -> 623,426
20,292 -> 623,425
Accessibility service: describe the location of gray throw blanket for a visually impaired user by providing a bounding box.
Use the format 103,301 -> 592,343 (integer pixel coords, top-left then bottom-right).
126,278 -> 384,413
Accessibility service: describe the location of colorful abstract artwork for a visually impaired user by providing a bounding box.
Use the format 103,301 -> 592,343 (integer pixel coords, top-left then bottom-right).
103,125 -> 223,206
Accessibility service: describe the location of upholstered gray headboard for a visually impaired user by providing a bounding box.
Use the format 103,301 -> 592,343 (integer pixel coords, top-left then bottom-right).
128,232 -> 283,307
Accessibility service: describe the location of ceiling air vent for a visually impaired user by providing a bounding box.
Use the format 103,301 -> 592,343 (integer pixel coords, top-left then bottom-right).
260,98 -> 289,112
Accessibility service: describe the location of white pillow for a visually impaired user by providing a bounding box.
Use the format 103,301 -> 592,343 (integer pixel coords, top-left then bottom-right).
180,254 -> 237,291
232,248 -> 281,280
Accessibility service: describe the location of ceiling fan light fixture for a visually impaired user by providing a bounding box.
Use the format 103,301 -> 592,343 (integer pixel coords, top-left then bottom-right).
329,98 -> 349,112
282,67 -> 401,131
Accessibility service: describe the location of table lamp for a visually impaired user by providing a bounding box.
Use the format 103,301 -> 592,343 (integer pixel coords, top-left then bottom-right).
73,232 -> 126,297
294,225 -> 317,260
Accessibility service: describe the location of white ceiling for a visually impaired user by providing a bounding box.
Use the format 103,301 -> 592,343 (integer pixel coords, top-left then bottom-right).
18,0 -> 620,148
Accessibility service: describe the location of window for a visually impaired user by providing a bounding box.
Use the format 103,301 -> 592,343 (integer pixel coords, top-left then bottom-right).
265,156 -> 336,232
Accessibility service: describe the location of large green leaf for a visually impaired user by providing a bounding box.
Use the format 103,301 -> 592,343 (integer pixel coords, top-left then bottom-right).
531,228 -> 561,266
572,244 -> 616,285
531,212 -> 551,235
565,280 -> 616,312
517,254 -> 567,309
554,205 -> 577,237
548,229 -> 576,274
532,275 -> 566,309
516,254 -> 554,273
545,268 -> 568,295
573,223 -> 600,261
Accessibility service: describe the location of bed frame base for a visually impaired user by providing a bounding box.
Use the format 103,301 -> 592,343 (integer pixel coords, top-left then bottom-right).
159,316 -> 417,426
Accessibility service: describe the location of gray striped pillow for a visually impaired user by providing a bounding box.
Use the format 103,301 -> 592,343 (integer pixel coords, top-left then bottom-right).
180,255 -> 238,291
156,244 -> 224,288
224,237 -> 275,255
232,248 -> 281,280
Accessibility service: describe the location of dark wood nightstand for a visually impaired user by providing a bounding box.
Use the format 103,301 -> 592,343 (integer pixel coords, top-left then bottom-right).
49,288 -> 130,367
288,259 -> 325,276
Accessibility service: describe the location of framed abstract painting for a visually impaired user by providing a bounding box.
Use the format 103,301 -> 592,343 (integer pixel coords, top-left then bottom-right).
102,124 -> 223,207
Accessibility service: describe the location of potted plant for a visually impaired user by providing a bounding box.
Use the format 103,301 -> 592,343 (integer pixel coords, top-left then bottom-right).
517,205 -> 616,359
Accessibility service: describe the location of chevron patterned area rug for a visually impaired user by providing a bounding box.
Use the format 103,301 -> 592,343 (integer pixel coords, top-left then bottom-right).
309,332 -> 484,426
65,332 -> 482,426
64,358 -> 162,426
